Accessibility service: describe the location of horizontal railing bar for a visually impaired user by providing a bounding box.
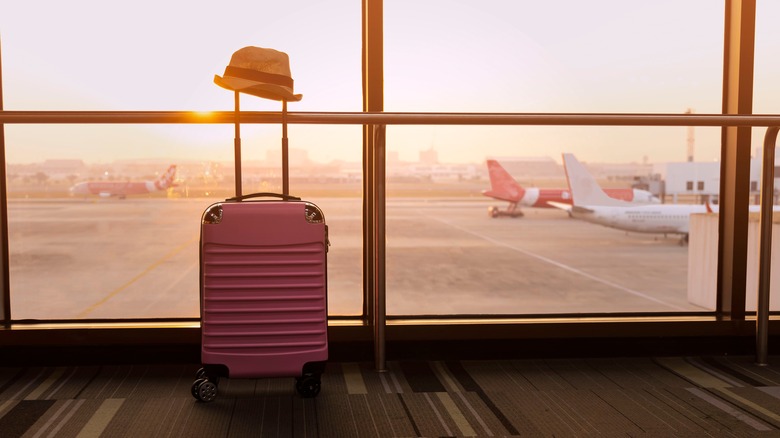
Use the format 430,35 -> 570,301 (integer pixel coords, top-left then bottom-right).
1,111 -> 780,127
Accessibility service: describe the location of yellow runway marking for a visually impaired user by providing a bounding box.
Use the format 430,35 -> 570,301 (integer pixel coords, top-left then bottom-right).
77,234 -> 198,318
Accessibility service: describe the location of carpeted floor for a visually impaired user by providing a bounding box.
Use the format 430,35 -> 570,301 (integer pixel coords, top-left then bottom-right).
2,356 -> 780,437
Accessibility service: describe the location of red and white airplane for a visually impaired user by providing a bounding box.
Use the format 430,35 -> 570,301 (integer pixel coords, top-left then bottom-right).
482,159 -> 659,217
70,165 -> 177,199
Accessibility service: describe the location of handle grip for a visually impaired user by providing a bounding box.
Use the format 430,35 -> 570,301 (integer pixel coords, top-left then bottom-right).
226,192 -> 301,202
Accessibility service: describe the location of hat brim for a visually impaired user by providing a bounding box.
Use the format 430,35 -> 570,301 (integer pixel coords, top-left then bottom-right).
214,74 -> 302,102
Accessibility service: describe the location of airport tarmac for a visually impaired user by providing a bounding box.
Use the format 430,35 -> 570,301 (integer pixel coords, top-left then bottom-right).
6,197 -> 702,320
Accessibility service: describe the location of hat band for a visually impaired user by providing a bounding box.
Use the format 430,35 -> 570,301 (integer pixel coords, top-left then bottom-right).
224,66 -> 294,88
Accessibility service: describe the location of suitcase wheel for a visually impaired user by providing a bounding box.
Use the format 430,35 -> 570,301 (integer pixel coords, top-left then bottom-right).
295,374 -> 321,398
192,378 -> 219,402
191,378 -> 205,399
194,367 -> 220,385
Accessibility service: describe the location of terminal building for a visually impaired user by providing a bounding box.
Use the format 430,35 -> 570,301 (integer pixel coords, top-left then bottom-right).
2,2 -> 780,435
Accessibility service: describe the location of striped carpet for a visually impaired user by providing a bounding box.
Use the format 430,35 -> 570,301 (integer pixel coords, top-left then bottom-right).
2,356 -> 780,437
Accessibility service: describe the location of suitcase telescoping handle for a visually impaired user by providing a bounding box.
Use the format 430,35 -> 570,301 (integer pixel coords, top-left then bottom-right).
225,192 -> 301,202
231,93 -> 291,198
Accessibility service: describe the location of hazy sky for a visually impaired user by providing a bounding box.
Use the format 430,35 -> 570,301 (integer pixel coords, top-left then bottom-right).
1,1 -> 778,165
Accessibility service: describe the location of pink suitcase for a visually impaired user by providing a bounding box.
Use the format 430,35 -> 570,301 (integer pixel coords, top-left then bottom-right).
192,193 -> 328,401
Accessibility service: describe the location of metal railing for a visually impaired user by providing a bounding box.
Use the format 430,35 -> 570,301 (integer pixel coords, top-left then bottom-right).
2,111 -> 780,127
2,110 -> 780,370
758,126 -> 780,365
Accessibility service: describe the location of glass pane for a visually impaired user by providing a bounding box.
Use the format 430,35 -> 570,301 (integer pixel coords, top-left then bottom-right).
0,2 -> 361,112
751,0 -> 780,313
285,125 -> 364,317
385,1 -> 722,114
1,1 -> 364,320
755,0 -> 780,115
6,125 -> 232,320
384,1 -> 724,315
7,124 -> 363,319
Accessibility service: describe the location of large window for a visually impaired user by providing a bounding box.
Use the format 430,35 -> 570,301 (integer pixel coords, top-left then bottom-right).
383,1 -> 724,315
0,2 -> 775,322
0,2 -> 364,319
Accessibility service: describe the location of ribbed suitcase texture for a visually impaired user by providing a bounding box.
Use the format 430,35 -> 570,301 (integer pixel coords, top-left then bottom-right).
194,198 -> 328,400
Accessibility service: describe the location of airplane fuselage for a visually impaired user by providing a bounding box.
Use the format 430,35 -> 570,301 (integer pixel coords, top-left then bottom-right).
70,181 -> 160,197
69,165 -> 176,198
481,159 -> 659,214
570,204 -> 708,235
520,187 -> 656,208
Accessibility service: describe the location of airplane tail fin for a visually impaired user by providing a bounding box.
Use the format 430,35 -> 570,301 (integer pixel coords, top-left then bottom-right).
155,165 -> 177,190
481,159 -> 525,202
562,154 -> 632,207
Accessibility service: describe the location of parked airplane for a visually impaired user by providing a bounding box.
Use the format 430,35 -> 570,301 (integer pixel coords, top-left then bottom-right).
482,159 -> 659,217
70,165 -> 177,199
552,153 -> 773,244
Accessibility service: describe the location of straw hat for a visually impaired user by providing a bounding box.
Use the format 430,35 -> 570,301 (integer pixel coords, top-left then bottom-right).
214,46 -> 302,102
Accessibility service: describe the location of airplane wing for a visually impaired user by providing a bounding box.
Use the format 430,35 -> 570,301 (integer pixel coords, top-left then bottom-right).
548,201 -> 595,214
571,205 -> 595,214
547,201 -> 573,212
